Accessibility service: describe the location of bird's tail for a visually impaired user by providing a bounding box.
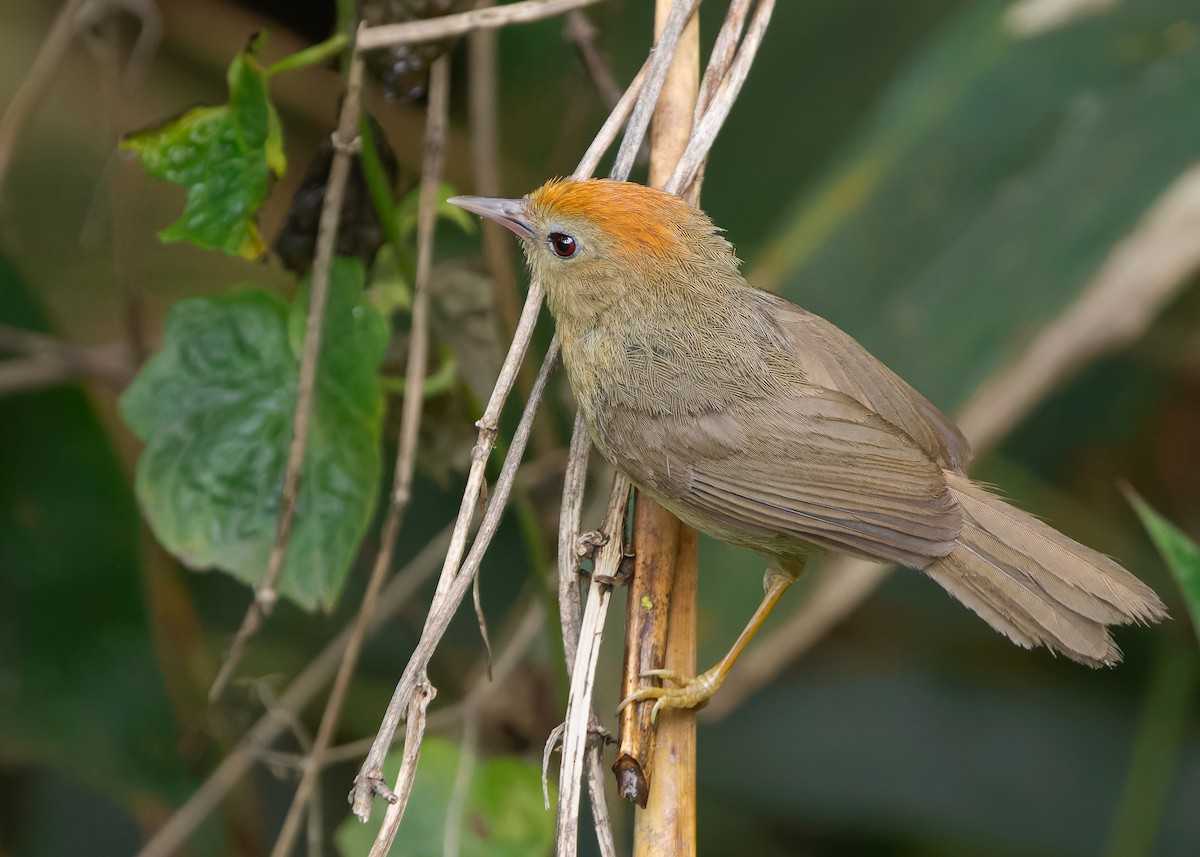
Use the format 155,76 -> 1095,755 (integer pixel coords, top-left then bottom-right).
923,473 -> 1167,666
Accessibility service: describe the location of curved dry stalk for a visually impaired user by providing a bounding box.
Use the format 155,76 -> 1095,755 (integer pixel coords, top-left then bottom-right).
0,0 -> 86,194
368,682 -> 435,857
703,158 -> 1200,721
209,45 -> 368,704
353,336 -> 560,821
554,474 -> 630,857
667,0 -> 775,198
357,0 -> 606,51
267,53 -> 452,857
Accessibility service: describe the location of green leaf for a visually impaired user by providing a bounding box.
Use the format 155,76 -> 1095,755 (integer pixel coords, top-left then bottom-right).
120,258 -> 388,610
122,40 -> 286,259
1128,492 -> 1200,647
334,738 -> 554,857
752,0 -> 1200,414
396,182 -> 477,240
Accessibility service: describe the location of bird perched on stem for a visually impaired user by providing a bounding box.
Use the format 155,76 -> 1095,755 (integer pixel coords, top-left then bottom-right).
451,179 -> 1167,719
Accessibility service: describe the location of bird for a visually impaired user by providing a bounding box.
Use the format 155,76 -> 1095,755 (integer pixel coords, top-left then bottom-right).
450,178 -> 1167,718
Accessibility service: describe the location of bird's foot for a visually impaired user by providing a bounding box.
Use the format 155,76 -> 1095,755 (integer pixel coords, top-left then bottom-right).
617,667 -> 726,724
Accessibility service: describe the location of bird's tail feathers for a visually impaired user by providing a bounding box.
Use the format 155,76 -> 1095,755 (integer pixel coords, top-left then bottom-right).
923,473 -> 1166,667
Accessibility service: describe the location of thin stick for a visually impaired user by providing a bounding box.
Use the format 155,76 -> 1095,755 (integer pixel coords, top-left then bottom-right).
323,598 -> 546,768
667,0 -> 775,198
468,8 -> 556,452
554,415 -> 619,857
133,528 -> 451,857
564,11 -> 624,109
208,47 -> 368,704
442,713 -> 480,857
614,494 -> 681,807
352,336 -> 560,821
0,326 -> 134,393
677,0 -> 751,199
267,53 -> 450,857
358,0 -> 606,51
555,474 -> 630,857
0,0 -> 86,195
368,682 -> 436,857
610,0 -> 704,176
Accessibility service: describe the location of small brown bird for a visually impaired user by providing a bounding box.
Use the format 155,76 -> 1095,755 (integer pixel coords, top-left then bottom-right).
451,179 -> 1166,716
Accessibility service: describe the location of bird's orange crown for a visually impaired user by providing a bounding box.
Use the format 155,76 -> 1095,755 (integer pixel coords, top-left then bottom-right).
527,178 -> 698,260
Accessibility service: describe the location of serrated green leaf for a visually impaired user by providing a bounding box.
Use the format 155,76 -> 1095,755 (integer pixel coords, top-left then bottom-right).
397,182 -> 477,240
334,738 -> 554,857
1128,493 -> 1200,647
121,42 -> 285,259
120,258 -> 387,610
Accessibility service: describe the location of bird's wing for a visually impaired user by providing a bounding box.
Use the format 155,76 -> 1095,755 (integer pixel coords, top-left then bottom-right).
757,292 -> 971,473
638,389 -> 963,569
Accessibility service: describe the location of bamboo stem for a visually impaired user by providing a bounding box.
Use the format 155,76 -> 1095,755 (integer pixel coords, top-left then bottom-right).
630,3 -> 700,854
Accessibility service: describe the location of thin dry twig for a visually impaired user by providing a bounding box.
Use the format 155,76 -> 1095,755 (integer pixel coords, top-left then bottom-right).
134,527 -> 451,857
357,0 -> 606,52
352,334 -> 560,821
668,0 -> 775,198
0,326 -> 135,394
703,158 -> 1200,721
468,4 -> 560,455
554,415 -> 619,857
369,682 -> 436,857
267,53 -> 452,857
610,0 -> 704,175
322,598 -> 546,768
208,43 -> 369,705
0,0 -> 87,195
564,10 -> 624,109
442,713 -> 480,857
554,474 -> 630,857
77,0 -> 162,362
552,2 -> 707,849
573,0 -> 703,180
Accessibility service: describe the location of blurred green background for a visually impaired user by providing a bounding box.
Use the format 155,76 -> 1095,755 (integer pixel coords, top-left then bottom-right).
2,0 -> 1199,855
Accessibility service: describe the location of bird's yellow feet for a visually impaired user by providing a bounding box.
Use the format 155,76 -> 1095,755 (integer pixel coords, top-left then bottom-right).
617,667 -> 727,724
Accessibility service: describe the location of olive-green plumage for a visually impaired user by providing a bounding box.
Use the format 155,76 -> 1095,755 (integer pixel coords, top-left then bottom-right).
455,178 -> 1166,668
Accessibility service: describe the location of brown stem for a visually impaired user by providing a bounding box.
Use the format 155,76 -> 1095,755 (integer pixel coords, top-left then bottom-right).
208,46 -> 368,704
266,53 -> 451,857
627,4 -> 700,855
357,0 -> 606,51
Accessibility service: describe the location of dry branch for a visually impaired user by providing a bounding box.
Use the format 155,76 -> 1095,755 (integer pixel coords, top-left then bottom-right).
266,52 -> 452,857
208,46 -> 369,704
357,0 -> 606,52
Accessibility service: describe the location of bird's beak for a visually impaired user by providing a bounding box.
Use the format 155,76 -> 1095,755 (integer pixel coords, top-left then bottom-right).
447,195 -> 535,240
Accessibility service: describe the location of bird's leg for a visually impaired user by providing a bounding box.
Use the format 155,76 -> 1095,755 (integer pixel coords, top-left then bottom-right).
618,560 -> 803,722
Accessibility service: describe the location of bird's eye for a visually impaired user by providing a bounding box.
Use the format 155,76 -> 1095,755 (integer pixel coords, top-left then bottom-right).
549,232 -> 577,258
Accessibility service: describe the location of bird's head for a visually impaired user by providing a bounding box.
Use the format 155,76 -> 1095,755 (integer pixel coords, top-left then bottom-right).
449,179 -> 738,327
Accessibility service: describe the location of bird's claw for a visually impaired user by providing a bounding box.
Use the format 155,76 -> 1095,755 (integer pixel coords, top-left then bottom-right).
617,667 -> 724,724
